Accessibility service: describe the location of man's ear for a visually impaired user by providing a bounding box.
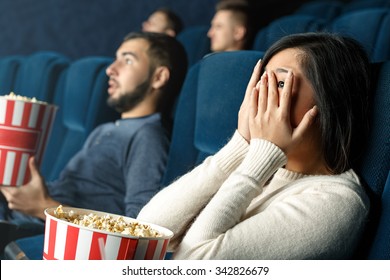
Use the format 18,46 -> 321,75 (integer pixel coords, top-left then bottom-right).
152,66 -> 170,90
233,25 -> 246,41
165,29 -> 176,37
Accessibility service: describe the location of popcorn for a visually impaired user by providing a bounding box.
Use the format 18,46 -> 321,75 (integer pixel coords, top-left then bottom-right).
1,91 -> 47,104
53,205 -> 161,238
44,206 -> 173,260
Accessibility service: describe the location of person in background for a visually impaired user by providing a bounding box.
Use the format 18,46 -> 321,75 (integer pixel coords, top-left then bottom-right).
137,32 -> 371,259
142,8 -> 183,37
0,32 -> 188,249
207,0 -> 254,52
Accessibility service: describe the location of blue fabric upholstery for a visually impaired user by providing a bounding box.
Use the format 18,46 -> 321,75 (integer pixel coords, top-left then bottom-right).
342,0 -> 390,14
367,171 -> 390,259
326,8 -> 390,63
161,63 -> 201,185
41,56 -> 120,180
162,51 -> 263,186
13,51 -> 69,103
357,62 -> 390,197
177,25 -> 211,67
354,61 -> 390,259
252,15 -> 325,51
194,51 -> 263,159
13,234 -> 44,260
0,55 -> 23,95
294,0 -> 343,21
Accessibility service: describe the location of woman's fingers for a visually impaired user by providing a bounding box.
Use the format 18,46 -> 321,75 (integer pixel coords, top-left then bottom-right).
293,105 -> 318,140
267,71 -> 279,110
238,59 -> 263,142
243,59 -> 262,102
258,72 -> 268,114
279,70 -> 293,120
248,59 -> 262,89
249,87 -> 259,119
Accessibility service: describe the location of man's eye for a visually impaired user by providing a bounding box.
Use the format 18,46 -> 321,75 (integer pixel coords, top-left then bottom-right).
277,81 -> 285,88
125,59 -> 133,65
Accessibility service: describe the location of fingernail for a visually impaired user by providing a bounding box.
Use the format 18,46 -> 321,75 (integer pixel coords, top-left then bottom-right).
260,72 -> 267,84
310,105 -> 318,116
255,59 -> 262,69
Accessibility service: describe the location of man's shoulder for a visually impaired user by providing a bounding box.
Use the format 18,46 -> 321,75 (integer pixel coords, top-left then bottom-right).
134,120 -> 169,140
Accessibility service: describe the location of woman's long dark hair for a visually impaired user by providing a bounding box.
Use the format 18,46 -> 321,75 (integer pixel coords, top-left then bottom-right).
260,32 -> 370,174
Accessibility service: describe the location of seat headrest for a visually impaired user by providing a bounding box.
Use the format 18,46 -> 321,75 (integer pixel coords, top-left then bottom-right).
194,51 -> 263,155
357,61 -> 390,196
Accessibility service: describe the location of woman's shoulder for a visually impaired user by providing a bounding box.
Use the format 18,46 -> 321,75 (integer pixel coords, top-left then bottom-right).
291,169 -> 370,209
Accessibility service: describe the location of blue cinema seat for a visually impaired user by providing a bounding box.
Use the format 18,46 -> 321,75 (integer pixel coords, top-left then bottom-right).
353,61 -> 390,259
162,50 -> 263,186
293,0 -> 343,21
366,171 -> 390,259
177,25 -> 211,67
252,15 -> 325,52
342,0 -> 390,14
40,56 -> 120,181
161,62 -> 201,185
326,8 -> 390,63
12,51 -> 70,103
0,55 -> 23,95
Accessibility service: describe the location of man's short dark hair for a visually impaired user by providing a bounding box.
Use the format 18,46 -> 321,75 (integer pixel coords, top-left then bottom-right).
156,8 -> 184,35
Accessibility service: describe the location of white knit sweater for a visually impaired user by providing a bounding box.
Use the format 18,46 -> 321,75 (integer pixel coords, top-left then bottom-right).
137,131 -> 370,259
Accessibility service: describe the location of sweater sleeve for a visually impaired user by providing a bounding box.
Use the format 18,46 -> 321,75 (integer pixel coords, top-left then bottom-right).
137,131 -> 249,249
173,138 -> 288,259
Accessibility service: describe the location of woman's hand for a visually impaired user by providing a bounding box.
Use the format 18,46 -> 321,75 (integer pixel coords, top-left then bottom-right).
248,70 -> 318,155
0,157 -> 58,220
238,59 -> 262,142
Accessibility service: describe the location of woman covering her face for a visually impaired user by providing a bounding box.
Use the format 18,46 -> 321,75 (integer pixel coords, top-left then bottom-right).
137,32 -> 371,260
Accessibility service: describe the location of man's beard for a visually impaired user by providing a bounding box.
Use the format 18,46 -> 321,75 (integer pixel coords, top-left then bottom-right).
107,77 -> 152,113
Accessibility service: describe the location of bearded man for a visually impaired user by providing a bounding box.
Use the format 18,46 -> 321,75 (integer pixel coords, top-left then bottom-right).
0,32 -> 187,241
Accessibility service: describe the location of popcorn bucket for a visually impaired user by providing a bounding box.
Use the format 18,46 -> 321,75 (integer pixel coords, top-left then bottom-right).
43,207 -> 174,260
0,96 -> 57,186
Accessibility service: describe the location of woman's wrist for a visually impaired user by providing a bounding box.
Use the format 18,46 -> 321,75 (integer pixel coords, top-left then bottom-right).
238,139 -> 287,182
213,130 -> 249,174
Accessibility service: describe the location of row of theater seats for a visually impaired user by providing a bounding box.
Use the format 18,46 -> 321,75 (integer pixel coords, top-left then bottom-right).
178,3 -> 390,66
0,52 -> 119,181
1,49 -> 389,259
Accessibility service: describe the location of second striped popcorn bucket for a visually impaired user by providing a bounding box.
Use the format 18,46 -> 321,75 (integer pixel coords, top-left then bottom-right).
0,94 -> 57,186
43,207 -> 174,260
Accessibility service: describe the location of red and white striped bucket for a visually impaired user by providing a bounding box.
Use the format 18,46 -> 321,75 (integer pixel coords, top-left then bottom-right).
0,96 -> 57,186
43,207 -> 174,260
